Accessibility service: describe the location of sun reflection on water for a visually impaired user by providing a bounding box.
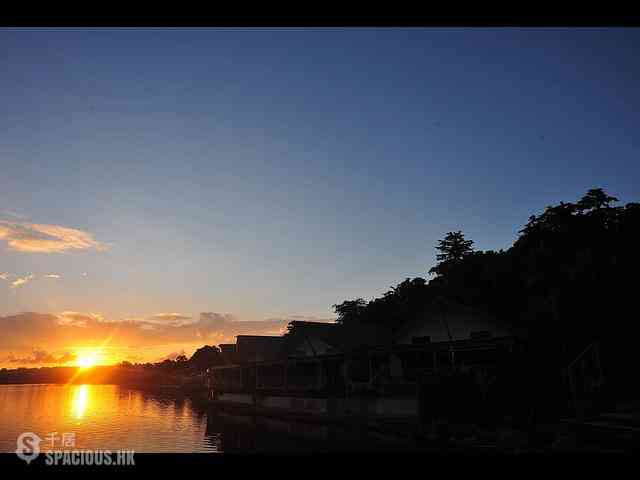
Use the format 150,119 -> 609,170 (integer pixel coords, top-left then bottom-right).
71,385 -> 90,419
0,385 -> 220,452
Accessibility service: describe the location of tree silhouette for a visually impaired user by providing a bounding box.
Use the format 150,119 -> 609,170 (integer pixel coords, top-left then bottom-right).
332,298 -> 367,325
429,231 -> 474,276
325,187 -> 640,406
188,345 -> 223,371
577,188 -> 619,212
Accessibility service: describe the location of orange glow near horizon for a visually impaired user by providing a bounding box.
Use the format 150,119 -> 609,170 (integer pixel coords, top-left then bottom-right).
0,340 -> 217,370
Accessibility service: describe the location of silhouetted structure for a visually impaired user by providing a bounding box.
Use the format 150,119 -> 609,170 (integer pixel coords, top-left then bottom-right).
202,188 -> 640,450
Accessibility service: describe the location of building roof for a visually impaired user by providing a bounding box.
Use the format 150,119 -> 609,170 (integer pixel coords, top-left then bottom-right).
283,321 -> 345,357
235,335 -> 285,363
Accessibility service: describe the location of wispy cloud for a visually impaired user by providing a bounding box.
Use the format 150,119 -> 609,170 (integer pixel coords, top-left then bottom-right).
11,274 -> 34,288
149,313 -> 192,325
43,274 -> 61,279
0,220 -> 108,253
4,349 -> 77,365
0,311 -> 336,366
1,211 -> 27,221
0,311 -> 299,351
58,311 -> 104,326
158,349 -> 186,362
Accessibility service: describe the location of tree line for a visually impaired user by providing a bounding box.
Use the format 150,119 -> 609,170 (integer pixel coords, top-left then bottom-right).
116,188 -> 638,401
332,188 -> 639,397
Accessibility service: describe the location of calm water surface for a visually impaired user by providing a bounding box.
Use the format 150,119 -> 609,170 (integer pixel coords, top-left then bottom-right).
0,384 -> 411,453
0,384 -> 218,453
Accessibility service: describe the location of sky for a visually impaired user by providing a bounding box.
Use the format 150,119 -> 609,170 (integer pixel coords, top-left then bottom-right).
1,28 -> 639,366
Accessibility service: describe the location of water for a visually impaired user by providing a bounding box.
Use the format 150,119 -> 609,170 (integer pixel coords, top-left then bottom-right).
0,384 -> 414,453
0,384 -> 219,453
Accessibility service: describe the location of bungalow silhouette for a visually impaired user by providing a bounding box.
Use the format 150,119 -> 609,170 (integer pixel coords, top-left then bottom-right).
205,301 -> 524,423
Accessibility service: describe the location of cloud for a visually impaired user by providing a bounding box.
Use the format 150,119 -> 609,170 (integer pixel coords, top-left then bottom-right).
4,349 -> 77,365
0,311 -> 334,367
199,312 -> 236,324
0,311 -> 295,348
280,314 -> 336,323
58,311 -> 103,327
158,349 -> 186,362
149,313 -> 192,324
194,312 -> 320,338
125,354 -> 144,363
0,220 -> 108,253
11,274 -> 34,288
56,352 -> 78,364
44,274 -> 61,279
1,211 -> 27,221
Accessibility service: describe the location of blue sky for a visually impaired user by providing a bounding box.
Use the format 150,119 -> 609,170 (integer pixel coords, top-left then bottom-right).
1,28 -> 639,324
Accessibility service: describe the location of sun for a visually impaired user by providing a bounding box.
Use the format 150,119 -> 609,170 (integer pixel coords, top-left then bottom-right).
76,351 -> 99,369
77,356 -> 96,369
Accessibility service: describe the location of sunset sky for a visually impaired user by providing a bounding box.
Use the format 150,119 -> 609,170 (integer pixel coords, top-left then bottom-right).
2,28 -> 639,367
